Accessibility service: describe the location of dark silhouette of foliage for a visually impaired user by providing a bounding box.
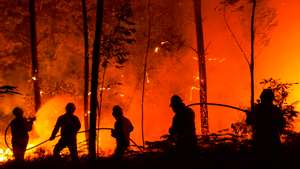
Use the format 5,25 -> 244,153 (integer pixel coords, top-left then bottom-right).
229,79 -> 299,143
227,78 -> 299,144
101,0 -> 136,68
259,78 -> 299,131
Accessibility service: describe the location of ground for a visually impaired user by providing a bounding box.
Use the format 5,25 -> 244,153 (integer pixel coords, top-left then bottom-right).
1,148 -> 300,169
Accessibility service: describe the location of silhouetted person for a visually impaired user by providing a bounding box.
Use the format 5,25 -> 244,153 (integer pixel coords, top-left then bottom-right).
50,103 -> 81,161
111,105 -> 134,159
246,89 -> 285,158
169,95 -> 197,156
10,107 -> 35,162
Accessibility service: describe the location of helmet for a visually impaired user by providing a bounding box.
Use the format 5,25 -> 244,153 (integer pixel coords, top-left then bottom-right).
170,95 -> 183,107
260,89 -> 275,102
112,105 -> 123,117
12,107 -> 23,117
66,102 -> 76,114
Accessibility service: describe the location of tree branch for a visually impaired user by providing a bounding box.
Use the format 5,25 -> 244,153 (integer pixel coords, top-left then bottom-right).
223,6 -> 250,66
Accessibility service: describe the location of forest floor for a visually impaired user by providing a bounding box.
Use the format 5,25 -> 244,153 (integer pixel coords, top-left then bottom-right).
2,132 -> 300,169
1,147 -> 300,169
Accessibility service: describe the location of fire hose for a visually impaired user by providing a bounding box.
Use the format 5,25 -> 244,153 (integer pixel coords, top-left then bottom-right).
4,124 -> 144,153
187,102 -> 249,113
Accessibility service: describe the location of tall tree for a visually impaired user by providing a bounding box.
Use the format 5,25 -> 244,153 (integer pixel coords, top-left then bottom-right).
250,0 -> 256,114
218,0 -> 276,114
140,0 -> 151,147
81,0 -> 90,140
89,0 -> 104,159
29,0 -> 41,112
193,0 -> 209,135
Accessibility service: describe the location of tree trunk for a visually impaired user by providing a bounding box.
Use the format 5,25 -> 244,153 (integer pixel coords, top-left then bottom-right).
89,0 -> 104,159
81,0 -> 90,142
193,0 -> 209,135
250,0 -> 256,114
97,66 -> 106,154
141,0 -> 151,147
29,0 -> 41,112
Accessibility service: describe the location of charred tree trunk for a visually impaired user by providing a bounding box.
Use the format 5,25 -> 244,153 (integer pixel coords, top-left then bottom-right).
97,66 -> 106,154
81,0 -> 90,141
141,0 -> 151,147
29,0 -> 41,112
193,0 -> 209,135
89,0 -> 104,159
250,0 -> 256,114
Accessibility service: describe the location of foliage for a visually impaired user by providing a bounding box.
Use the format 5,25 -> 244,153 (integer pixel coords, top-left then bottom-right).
0,0 -> 30,72
228,78 -> 299,141
0,0 -> 86,105
230,121 -> 251,139
139,0 -> 186,56
145,137 -> 175,153
217,0 -> 278,54
101,0 -> 136,68
259,78 -> 299,130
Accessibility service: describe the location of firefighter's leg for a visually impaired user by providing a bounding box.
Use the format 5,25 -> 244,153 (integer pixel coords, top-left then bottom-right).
68,139 -> 79,161
53,139 -> 66,159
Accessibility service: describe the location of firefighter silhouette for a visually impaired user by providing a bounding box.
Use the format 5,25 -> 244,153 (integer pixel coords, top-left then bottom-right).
50,103 -> 81,160
10,107 -> 35,161
169,95 -> 197,155
111,105 -> 133,159
246,89 -> 285,157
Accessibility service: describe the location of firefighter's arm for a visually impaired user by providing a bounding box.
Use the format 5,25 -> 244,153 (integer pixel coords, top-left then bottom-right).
169,117 -> 177,135
111,122 -> 118,138
111,129 -> 117,138
26,117 -> 36,131
50,117 -> 61,140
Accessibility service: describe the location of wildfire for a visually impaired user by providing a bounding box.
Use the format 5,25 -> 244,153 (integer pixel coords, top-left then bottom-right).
146,72 -> 150,84
154,47 -> 159,53
32,76 -> 37,81
190,86 -> 200,102
99,87 -> 111,91
0,148 -> 12,162
29,96 -> 117,158
0,1 -> 299,163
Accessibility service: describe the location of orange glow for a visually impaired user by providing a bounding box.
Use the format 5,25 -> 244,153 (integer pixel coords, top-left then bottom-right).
0,149 -> 13,162
0,96 -> 117,162
2,0 -> 300,161
32,96 -> 116,157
